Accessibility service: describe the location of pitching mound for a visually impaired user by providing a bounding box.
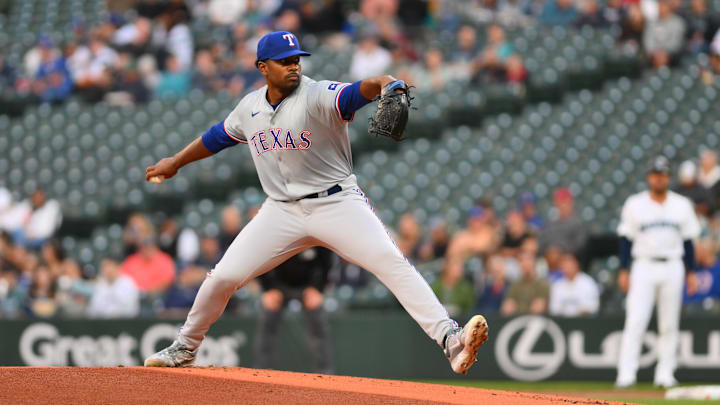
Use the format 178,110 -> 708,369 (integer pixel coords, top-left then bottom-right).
0,367 -> 625,404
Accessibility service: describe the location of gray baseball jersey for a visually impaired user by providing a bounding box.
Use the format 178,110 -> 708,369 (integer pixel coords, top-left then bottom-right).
223,76 -> 357,201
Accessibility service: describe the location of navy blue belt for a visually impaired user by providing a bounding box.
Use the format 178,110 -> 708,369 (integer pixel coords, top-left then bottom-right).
284,185 -> 342,202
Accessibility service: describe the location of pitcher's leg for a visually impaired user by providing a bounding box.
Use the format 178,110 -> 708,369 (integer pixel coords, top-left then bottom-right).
616,263 -> 656,384
654,262 -> 684,384
177,200 -> 308,349
307,192 -> 455,345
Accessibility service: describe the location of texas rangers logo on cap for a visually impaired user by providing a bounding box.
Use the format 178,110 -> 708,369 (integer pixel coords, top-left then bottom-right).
256,31 -> 311,61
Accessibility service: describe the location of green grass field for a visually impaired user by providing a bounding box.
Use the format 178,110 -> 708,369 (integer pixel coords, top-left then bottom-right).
418,380 -> 716,405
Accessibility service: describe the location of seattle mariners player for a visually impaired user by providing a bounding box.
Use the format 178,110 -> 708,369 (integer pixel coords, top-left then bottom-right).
615,156 -> 700,388
143,31 -> 488,374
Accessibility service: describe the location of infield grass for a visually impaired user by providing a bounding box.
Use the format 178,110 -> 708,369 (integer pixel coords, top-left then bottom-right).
417,380 -> 714,405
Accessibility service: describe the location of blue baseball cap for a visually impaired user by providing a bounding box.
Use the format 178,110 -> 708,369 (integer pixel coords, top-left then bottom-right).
256,31 -> 311,61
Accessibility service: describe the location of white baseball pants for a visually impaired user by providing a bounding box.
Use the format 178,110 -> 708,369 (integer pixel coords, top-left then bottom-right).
616,258 -> 684,384
177,187 -> 455,349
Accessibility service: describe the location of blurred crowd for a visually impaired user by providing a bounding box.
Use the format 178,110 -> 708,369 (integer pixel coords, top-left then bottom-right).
1,0 -> 720,108
2,148 -> 720,319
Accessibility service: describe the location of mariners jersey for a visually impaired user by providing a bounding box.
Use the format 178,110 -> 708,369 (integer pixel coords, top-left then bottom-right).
617,191 -> 700,260
222,75 -> 356,201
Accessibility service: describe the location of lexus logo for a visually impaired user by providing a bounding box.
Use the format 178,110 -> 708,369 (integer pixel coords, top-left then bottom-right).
495,316 -> 566,381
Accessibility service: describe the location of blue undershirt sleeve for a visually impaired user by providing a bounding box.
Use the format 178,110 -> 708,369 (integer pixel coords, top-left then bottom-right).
201,120 -> 238,154
336,81 -> 372,121
683,239 -> 695,272
619,236 -> 632,269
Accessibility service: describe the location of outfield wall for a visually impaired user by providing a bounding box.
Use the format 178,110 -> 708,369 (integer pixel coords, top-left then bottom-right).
1,314 -> 718,381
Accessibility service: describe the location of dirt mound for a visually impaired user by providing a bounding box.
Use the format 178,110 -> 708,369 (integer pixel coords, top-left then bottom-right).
0,367 -> 628,405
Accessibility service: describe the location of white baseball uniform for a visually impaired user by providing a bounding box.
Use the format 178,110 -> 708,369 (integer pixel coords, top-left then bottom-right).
176,76 -> 455,349
616,190 -> 700,384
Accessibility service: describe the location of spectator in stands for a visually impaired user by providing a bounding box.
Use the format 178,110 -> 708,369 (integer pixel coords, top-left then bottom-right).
505,54 -> 528,85
575,0 -> 610,28
68,33 -> 119,103
681,0 -> 719,55
31,39 -> 73,103
120,233 -> 176,294
711,29 -> 720,75
418,217 -> 450,261
698,149 -> 720,192
350,32 -> 392,82
540,0 -> 578,26
157,217 -> 199,265
219,205 -> 244,254
476,254 -> 509,313
0,53 -> 17,90
432,258 -> 475,317
274,7 -> 303,34
156,5 -> 194,71
207,0 -> 248,26
54,258 -> 93,317
501,251 -> 549,315
192,49 -> 224,93
519,191 -> 543,231
155,55 -> 191,98
113,17 -> 154,57
603,0 -> 624,26
255,247 -> 334,374
0,269 -> 25,318
447,206 -> 501,263
497,0 -> 534,28
106,52 -> 151,105
618,4 -> 646,54
7,190 -> 62,249
684,239 -> 720,311
451,25 -> 479,79
194,236 -> 222,269
412,48 -> 455,92
27,265 -> 57,317
298,0 -> 346,34
123,213 -> 154,256
674,160 -> 713,216
539,188 -> 587,257
163,265 -> 207,315
500,211 -> 532,257
474,24 -> 515,85
643,0 -> 686,67
396,212 -> 422,260
23,37 -> 55,79
543,246 -> 566,282
87,258 -> 140,318
549,253 -> 600,317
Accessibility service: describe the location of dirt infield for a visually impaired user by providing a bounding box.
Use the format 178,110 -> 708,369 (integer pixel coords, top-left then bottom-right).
0,367 -> 632,405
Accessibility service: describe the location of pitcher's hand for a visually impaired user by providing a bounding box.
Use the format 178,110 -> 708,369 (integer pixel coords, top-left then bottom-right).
146,157 -> 179,183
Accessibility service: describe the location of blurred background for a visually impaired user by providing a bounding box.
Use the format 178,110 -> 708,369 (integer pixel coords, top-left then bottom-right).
0,0 -> 719,380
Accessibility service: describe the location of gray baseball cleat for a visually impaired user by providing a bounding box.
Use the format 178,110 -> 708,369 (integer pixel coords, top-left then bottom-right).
444,315 -> 489,375
144,340 -> 198,367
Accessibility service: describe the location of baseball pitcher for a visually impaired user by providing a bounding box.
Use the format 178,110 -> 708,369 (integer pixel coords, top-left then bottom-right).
143,31 -> 488,374
615,156 -> 700,388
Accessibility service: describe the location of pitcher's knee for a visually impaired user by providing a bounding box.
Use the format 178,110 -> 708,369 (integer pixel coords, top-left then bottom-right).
206,267 -> 247,291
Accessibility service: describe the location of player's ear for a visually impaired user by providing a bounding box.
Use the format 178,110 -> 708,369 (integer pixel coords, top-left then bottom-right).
256,59 -> 268,75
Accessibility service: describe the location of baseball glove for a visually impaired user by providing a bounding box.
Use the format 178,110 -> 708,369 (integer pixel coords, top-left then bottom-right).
369,80 -> 413,142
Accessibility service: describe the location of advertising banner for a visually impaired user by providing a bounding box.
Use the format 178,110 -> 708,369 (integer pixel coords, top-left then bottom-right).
1,315 -> 718,381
